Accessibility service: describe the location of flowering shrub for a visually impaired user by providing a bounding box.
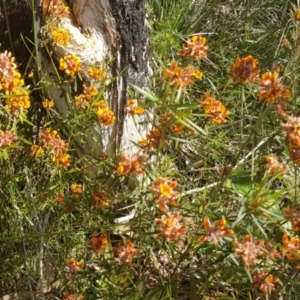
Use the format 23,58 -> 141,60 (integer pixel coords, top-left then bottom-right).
3,1 -> 300,299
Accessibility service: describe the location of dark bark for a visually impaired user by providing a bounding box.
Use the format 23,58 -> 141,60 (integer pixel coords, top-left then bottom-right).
109,0 -> 150,87
109,0 -> 151,151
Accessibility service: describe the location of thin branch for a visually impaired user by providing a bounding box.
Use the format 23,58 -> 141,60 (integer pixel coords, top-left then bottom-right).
13,204 -> 35,300
181,133 -> 276,197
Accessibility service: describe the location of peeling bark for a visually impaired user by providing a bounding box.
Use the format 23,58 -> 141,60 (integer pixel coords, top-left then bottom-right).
0,0 -> 151,155
48,0 -> 151,154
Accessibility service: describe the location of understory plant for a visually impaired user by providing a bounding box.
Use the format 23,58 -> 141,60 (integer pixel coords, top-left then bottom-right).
3,0 -> 300,299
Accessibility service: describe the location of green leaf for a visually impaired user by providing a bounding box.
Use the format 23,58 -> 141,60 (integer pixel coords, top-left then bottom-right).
232,169 -> 260,187
182,118 -> 207,135
130,84 -> 160,102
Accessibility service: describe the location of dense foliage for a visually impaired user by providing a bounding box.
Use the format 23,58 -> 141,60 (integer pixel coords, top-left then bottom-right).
2,0 -> 300,299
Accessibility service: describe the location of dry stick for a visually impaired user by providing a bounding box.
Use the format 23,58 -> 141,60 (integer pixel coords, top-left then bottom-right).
24,166 -> 48,300
13,204 -> 35,300
32,0 -> 42,70
39,211 -> 51,300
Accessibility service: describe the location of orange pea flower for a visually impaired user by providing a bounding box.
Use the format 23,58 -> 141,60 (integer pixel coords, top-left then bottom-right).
179,36 -> 208,60
228,55 -> 260,84
252,270 -> 278,296
149,177 -> 179,212
114,240 -> 137,266
234,235 -> 264,268
199,94 -> 229,124
199,217 -> 233,244
155,212 -> 185,242
90,233 -> 109,253
164,61 -> 202,91
259,72 -> 291,103
117,151 -> 148,176
59,55 -> 82,76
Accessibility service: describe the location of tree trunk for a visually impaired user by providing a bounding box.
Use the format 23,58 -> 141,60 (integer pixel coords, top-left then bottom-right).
0,0 -> 151,155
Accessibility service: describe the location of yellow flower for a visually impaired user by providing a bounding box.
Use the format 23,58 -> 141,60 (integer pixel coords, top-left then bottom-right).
296,9 -> 300,22
170,123 -> 185,136
149,178 -> 179,212
65,258 -> 83,274
98,110 -> 115,126
126,99 -> 145,115
264,155 -> 286,175
117,151 -> 148,176
83,84 -> 98,98
92,190 -> 110,209
88,66 -> 106,81
52,153 -> 71,167
6,89 -> 31,116
160,183 -> 172,196
281,115 -> 300,146
282,233 -> 300,260
199,217 -> 233,244
30,145 -> 44,157
93,100 -> 107,110
42,99 -> 55,108
117,163 -> 125,175
42,0 -> 70,18
70,183 -> 83,198
51,28 -> 70,46
75,84 -> 98,109
90,233 -> 109,253
192,69 -> 203,79
39,129 -> 68,154
114,240 -> 137,266
55,194 -> 65,203
39,129 -> 58,145
138,127 -> 167,149
133,106 -> 145,114
59,55 -> 82,76
234,235 -> 264,268
75,94 -> 88,109
252,270 -> 278,296
94,100 -> 115,125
